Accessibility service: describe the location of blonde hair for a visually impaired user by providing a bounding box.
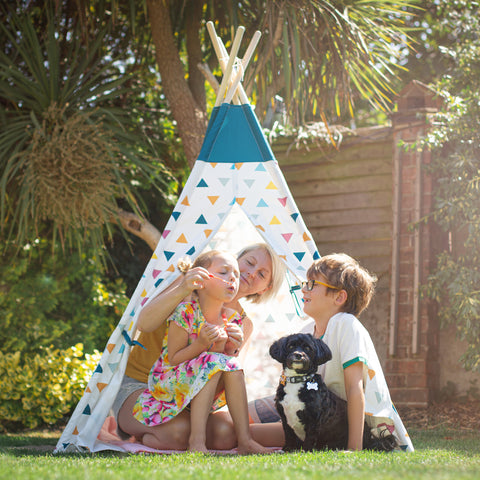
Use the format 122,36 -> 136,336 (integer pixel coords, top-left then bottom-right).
237,243 -> 286,304
307,253 -> 377,316
177,250 -> 234,274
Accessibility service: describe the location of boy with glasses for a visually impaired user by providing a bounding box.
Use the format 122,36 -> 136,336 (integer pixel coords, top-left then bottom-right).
249,253 -> 414,452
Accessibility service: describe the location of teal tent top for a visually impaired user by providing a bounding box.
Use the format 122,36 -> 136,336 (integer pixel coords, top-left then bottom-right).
198,103 -> 275,164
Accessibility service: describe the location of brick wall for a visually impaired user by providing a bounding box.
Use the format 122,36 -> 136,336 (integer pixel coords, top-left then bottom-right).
385,82 -> 442,406
275,80 -> 456,407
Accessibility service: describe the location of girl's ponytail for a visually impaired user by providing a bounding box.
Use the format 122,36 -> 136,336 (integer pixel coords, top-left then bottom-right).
177,257 -> 193,274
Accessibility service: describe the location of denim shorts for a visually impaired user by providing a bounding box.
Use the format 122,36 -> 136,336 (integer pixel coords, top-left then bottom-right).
110,375 -> 147,440
247,394 -> 281,424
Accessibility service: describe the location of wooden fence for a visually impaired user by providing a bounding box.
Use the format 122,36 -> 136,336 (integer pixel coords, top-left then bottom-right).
273,80 -> 480,406
275,127 -> 393,363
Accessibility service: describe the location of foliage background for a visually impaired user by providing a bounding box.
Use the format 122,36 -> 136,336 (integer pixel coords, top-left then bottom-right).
0,2 -> 185,259
419,1 -> 480,372
0,2 -> 184,430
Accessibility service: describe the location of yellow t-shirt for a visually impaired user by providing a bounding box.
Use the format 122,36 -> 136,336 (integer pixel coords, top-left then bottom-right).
124,322 -> 167,383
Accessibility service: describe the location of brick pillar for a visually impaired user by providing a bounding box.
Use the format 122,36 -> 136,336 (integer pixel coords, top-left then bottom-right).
385,81 -> 442,407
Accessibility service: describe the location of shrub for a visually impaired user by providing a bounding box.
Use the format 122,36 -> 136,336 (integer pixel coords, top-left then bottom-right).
0,344 -> 101,432
420,5 -> 480,372
0,238 -> 128,356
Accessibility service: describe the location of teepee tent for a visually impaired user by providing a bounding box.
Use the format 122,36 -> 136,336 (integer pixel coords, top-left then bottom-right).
55,24 -> 319,454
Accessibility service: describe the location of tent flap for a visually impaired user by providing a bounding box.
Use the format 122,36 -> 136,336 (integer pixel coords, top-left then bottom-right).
55,102 -> 319,454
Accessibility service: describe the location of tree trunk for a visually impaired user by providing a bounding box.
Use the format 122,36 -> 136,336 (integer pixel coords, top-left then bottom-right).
115,209 -> 161,252
185,0 -> 206,112
146,0 -> 207,168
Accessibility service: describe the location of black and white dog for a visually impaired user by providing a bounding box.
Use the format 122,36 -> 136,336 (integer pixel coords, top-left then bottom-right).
269,333 -> 397,452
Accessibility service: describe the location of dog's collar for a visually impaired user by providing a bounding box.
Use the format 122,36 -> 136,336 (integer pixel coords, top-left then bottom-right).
280,372 -> 316,385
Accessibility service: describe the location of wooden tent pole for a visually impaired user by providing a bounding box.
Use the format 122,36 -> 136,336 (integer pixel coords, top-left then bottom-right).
217,38 -> 246,104
207,22 -> 261,105
213,26 -> 245,106
224,30 -> 261,104
206,22 -> 243,104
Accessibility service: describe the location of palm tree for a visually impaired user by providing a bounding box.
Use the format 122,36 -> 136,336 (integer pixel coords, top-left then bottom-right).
148,0 -> 418,166
0,3 -> 177,256
1,0 -> 418,255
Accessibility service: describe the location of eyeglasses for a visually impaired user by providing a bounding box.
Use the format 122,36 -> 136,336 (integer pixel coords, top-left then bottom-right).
301,279 -> 340,291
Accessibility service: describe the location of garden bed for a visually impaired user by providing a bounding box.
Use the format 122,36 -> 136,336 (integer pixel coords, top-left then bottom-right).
400,400 -> 480,431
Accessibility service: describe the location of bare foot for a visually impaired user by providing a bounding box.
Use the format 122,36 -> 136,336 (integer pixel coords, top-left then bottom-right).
188,441 -> 209,453
237,437 -> 271,455
188,433 -> 209,453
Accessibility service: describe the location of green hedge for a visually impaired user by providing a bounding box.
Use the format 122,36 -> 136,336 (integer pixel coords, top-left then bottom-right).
0,239 -> 128,356
0,344 -> 101,432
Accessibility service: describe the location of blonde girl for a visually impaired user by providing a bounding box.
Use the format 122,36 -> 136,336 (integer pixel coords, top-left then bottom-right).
132,250 -> 269,454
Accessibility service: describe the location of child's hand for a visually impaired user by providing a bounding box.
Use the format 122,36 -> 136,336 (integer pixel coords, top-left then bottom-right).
180,267 -> 212,293
224,323 -> 243,355
197,323 -> 223,348
225,323 -> 243,345
197,323 -> 218,350
216,327 -> 229,344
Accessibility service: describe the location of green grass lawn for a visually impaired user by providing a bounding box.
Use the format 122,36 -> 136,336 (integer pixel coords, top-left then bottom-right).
1,428 -> 479,480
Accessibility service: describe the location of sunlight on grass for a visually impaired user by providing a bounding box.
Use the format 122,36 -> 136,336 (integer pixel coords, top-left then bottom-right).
1,429 -> 479,480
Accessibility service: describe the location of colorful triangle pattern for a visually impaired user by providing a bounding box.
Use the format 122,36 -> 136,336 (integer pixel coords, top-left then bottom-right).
55,157 -> 320,454
55,102 -> 414,454
54,104 -> 325,454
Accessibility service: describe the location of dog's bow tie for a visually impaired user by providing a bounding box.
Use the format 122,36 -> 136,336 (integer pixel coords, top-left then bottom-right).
280,373 -> 316,386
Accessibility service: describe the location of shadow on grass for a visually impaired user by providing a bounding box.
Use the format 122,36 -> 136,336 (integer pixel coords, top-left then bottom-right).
0,430 -> 59,448
2,427 -> 479,457
2,447 -> 130,458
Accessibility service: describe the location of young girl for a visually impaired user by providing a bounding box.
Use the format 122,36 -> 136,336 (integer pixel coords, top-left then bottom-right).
115,243 -> 285,450
132,250 -> 269,454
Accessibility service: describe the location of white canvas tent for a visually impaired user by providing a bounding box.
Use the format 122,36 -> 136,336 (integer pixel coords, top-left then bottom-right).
55,24 -> 319,453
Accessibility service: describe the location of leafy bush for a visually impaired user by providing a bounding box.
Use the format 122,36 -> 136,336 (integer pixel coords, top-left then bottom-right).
0,4 -> 179,256
0,344 -> 101,431
421,4 -> 480,372
0,238 -> 128,356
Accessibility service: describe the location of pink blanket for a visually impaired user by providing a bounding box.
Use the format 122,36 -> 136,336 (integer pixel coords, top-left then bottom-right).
97,416 -> 280,455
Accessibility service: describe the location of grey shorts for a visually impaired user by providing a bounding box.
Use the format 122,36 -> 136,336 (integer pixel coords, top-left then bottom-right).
248,394 -> 281,424
111,375 -> 147,439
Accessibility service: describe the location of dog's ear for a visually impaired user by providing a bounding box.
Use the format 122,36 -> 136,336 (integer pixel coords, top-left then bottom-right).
315,337 -> 333,365
269,336 -> 288,363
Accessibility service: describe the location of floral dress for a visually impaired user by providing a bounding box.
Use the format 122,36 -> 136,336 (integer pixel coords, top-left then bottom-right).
133,299 -> 242,426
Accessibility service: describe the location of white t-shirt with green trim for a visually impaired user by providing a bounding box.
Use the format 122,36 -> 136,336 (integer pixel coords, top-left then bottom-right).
301,312 -> 414,452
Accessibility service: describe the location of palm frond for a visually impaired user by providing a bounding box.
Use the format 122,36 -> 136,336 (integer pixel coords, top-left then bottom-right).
209,0 -> 419,123
0,5 -> 176,257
